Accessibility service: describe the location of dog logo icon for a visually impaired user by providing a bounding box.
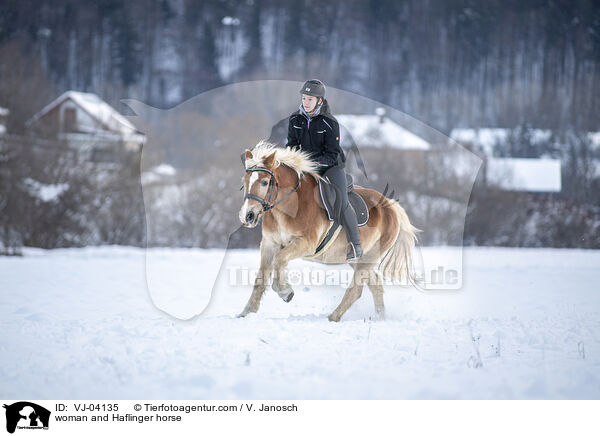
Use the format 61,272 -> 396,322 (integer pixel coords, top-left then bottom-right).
3,402 -> 50,433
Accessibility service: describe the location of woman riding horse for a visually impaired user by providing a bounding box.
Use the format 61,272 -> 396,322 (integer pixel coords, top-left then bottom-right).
238,141 -> 420,321
286,79 -> 363,261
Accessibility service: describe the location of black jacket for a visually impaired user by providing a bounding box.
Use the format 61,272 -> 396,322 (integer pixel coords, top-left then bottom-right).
286,100 -> 345,172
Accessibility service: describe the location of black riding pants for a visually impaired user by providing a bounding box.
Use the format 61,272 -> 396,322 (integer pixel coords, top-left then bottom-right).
322,165 -> 361,245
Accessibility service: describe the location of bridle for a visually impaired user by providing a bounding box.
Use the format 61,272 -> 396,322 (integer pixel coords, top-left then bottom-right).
242,166 -> 302,212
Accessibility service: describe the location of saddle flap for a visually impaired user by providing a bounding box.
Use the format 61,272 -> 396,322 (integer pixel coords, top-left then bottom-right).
318,178 -> 368,227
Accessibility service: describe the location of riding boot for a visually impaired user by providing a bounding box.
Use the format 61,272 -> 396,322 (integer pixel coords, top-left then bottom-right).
341,203 -> 363,260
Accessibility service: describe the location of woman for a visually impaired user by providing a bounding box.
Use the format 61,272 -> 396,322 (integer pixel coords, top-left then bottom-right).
286,79 -> 363,260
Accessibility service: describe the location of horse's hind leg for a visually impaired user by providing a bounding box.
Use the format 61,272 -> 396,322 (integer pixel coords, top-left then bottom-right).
328,265 -> 370,322
368,268 -> 386,320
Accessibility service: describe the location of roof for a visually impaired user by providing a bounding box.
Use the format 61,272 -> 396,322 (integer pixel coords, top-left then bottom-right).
27,91 -> 138,135
337,114 -> 430,150
486,157 -> 562,192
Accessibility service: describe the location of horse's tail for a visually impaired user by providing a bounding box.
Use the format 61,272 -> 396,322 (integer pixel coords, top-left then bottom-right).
378,199 -> 421,284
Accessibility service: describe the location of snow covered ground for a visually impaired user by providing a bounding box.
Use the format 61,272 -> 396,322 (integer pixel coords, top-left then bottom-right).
1,246 -> 599,399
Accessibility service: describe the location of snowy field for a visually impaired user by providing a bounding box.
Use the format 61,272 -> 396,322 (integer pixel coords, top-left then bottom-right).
1,246 -> 599,399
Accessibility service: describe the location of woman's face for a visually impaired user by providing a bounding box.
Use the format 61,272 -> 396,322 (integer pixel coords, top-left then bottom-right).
301,94 -> 320,113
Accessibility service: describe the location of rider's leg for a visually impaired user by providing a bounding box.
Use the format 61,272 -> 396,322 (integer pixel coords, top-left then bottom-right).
341,202 -> 360,245
324,166 -> 363,260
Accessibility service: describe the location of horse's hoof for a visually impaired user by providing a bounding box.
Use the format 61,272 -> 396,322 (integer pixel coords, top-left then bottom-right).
283,291 -> 294,303
328,313 -> 340,322
237,308 -> 255,318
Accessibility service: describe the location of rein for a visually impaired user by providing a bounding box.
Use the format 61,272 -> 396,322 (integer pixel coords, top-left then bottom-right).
243,166 -> 302,211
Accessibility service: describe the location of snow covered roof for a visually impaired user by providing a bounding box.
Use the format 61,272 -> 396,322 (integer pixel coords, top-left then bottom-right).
337,114 -> 430,150
486,158 -> 561,192
28,91 -> 139,135
450,128 -> 552,156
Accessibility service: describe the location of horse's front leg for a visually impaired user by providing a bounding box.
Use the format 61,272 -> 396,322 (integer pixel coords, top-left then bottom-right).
272,236 -> 311,302
238,240 -> 278,317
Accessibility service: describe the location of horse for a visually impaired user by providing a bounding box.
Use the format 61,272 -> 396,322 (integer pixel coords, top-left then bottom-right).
237,141 -> 420,322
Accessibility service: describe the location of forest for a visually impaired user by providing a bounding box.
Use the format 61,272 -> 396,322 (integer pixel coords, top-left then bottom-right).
1,0 -> 598,132
0,0 -> 599,252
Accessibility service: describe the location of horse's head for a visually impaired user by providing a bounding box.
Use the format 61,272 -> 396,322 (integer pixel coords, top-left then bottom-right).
239,149 -> 279,227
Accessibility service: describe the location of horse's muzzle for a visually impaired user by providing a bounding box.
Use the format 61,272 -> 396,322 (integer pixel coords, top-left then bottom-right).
246,211 -> 255,224
240,209 -> 260,227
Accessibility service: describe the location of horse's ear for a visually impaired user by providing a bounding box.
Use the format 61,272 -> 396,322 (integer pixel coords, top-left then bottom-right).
245,149 -> 253,161
263,151 -> 277,169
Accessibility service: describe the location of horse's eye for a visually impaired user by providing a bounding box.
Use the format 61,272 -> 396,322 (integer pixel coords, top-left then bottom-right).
261,180 -> 268,186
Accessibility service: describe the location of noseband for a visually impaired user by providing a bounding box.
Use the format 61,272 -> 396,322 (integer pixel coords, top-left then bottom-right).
243,166 -> 301,211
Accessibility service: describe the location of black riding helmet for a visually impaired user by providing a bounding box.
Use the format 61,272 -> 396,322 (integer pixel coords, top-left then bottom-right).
299,79 -> 326,98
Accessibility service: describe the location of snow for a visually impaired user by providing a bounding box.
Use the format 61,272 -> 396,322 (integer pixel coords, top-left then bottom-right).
153,164 -> 177,177
1,245 -> 599,399
530,129 -> 552,143
141,164 -> 177,185
216,18 -> 248,80
593,159 -> 600,178
450,128 -> 509,156
0,106 -> 7,135
221,16 -> 241,26
337,115 -> 430,150
22,178 -> 69,202
450,128 -> 552,156
588,132 -> 600,151
486,157 -> 562,192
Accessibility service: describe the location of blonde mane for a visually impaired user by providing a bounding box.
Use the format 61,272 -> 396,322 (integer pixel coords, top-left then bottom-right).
246,140 -> 324,181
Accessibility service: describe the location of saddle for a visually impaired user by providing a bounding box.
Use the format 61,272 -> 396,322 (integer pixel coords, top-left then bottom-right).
310,171 -> 369,257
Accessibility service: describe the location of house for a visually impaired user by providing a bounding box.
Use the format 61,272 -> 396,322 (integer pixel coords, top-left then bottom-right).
449,128 -> 562,193
26,91 -> 145,162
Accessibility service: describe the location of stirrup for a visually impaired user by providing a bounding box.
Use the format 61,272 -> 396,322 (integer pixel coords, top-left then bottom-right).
346,242 -> 363,261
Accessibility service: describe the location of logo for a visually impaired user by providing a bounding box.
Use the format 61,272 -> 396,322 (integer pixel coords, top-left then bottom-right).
3,402 -> 50,434
305,87 -> 310,91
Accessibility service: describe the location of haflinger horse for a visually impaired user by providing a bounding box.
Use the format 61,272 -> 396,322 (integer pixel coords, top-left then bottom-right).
238,141 -> 420,322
